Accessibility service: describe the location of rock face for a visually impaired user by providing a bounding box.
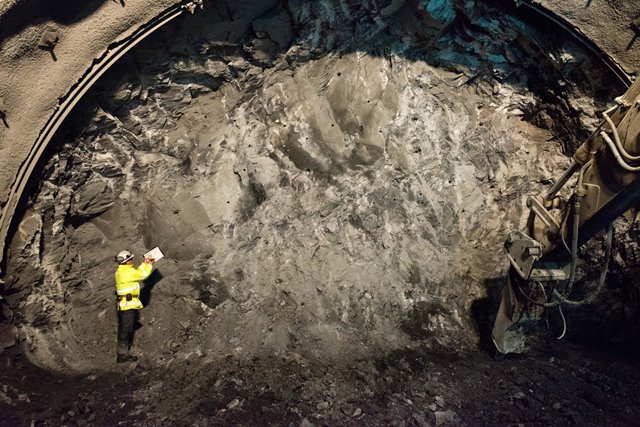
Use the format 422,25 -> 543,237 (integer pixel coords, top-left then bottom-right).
0,0 -> 629,372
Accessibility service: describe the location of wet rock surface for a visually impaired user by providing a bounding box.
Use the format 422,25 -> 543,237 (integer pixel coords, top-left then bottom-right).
1,0 -> 639,425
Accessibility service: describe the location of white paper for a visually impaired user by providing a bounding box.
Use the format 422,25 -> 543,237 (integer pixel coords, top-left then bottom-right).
143,247 -> 164,262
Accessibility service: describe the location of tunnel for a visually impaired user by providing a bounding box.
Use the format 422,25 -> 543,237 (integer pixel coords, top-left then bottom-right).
1,0 -> 640,425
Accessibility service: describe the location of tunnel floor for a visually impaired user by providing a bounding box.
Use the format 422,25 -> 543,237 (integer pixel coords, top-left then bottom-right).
1,339 -> 640,426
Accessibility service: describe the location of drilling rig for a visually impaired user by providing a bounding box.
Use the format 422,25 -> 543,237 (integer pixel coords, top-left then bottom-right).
493,77 -> 640,354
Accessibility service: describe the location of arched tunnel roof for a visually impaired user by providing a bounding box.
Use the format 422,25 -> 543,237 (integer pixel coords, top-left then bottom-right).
0,0 -> 638,272
0,0 -> 194,272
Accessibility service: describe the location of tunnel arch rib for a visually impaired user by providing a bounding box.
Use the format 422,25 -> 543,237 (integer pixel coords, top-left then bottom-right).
0,1 -> 203,273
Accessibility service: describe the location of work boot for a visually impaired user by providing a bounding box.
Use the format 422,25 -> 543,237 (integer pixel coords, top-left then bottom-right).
116,353 -> 138,363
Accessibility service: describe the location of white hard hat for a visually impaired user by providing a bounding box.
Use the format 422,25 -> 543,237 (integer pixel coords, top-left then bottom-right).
116,250 -> 134,264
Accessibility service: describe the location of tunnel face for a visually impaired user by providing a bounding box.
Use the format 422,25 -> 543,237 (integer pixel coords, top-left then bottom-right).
2,0 -> 640,425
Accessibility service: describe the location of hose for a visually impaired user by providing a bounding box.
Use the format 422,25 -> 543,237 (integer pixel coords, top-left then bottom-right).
515,276 -> 560,308
556,304 -> 567,340
536,280 -> 553,332
559,162 -> 588,300
601,132 -> 640,172
602,111 -> 640,163
558,206 -> 572,255
517,222 -> 614,309
552,222 -> 614,306
603,104 -> 618,117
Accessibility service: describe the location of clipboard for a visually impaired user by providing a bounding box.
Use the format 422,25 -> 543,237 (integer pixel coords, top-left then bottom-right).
143,247 -> 164,262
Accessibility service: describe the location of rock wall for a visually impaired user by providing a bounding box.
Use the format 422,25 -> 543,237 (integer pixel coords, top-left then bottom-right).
0,0 -> 626,370
1,0 -> 639,275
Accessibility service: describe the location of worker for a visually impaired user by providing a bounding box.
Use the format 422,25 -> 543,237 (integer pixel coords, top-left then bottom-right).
114,250 -> 155,363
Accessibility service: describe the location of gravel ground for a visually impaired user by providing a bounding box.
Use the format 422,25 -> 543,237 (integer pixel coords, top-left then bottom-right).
1,339 -> 640,426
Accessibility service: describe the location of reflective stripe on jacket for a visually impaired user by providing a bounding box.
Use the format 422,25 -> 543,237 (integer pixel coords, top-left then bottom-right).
115,263 -> 152,311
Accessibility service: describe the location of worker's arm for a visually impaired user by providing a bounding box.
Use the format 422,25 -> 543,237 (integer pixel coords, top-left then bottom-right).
134,260 -> 154,281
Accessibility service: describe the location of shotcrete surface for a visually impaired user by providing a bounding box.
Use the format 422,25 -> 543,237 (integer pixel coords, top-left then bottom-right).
536,0 -> 640,74
0,0 -> 183,207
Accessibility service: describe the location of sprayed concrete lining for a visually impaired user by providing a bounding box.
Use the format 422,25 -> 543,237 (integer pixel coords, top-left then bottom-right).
0,0 -> 189,272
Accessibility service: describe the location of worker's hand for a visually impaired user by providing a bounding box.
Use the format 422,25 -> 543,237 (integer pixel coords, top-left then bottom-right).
144,257 -> 155,265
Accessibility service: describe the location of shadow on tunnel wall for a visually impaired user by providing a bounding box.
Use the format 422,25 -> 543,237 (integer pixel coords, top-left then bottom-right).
0,0 -> 108,44
140,269 -> 163,307
470,276 -> 506,353
37,0 -> 628,150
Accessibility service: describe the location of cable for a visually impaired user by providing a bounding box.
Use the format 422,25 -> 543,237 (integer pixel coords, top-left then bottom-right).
552,222 -> 614,306
601,132 -> 640,172
558,206 -> 572,255
537,276 -> 567,339
556,304 -> 567,340
537,281 -> 552,331
515,275 -> 561,308
536,280 -> 548,301
516,222 -> 614,309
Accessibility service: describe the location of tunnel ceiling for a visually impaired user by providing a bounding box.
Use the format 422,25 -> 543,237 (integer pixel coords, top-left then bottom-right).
0,0 -> 192,271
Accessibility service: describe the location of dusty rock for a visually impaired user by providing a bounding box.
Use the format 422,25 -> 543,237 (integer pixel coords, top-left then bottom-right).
0,323 -> 17,352
227,398 -> 240,410
434,409 -> 458,426
316,402 -> 329,411
299,418 -> 315,427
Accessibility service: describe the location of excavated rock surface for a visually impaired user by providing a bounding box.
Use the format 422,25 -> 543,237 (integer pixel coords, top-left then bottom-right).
1,0 -> 639,425
2,0 -> 605,370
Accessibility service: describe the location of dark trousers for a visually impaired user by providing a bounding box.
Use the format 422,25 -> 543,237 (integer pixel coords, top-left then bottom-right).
117,310 -> 138,355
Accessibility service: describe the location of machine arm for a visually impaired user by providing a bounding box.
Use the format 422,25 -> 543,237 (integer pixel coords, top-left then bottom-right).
492,77 -> 640,354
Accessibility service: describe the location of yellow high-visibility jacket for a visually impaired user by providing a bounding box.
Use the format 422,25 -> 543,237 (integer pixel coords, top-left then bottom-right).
115,263 -> 152,311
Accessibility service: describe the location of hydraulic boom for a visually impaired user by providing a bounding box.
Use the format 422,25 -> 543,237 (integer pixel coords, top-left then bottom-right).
492,77 -> 640,354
